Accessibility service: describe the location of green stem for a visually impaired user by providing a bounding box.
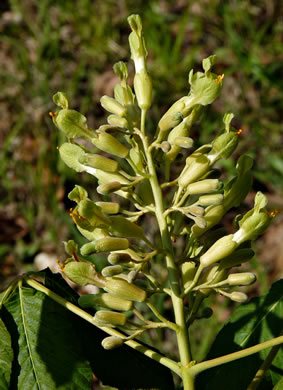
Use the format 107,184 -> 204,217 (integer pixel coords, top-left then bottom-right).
140,109 -> 193,388
25,278 -> 181,377
146,301 -> 178,331
189,335 -> 283,377
246,337 -> 283,390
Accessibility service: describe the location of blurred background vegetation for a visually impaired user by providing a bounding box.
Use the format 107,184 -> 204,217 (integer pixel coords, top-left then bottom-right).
1,0 -> 283,386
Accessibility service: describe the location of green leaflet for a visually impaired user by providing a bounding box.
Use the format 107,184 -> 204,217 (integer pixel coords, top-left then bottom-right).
2,283 -> 92,390
196,279 -> 283,390
0,317 -> 13,390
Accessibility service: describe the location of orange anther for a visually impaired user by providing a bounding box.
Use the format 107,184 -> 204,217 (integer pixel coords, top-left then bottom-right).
49,112 -> 56,118
236,129 -> 243,135
56,259 -> 60,263
216,74 -> 224,83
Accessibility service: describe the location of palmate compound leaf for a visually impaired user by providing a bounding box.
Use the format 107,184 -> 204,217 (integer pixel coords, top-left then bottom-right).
0,317 -> 13,390
1,281 -> 93,390
196,279 -> 283,390
42,268 -> 175,390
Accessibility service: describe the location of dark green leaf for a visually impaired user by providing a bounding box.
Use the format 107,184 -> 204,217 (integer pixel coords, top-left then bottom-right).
0,317 -> 13,390
43,268 -> 175,390
196,279 -> 283,390
2,282 -> 92,390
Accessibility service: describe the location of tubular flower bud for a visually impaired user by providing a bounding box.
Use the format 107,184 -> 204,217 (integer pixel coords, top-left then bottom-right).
158,110 -> 184,136
95,202 -> 120,214
53,109 -> 94,140
170,136 -> 194,149
100,96 -> 126,117
101,336 -> 124,350
182,261 -> 197,291
208,132 -> 239,163
192,205 -> 224,238
187,179 -> 221,195
198,194 -> 224,206
108,252 -> 132,265
199,267 -> 227,297
109,216 -> 146,240
63,261 -> 106,287
219,248 -> 255,269
200,234 -> 238,268
78,293 -> 133,311
107,114 -> 128,128
102,265 -> 124,277
227,272 -> 256,286
134,70 -> 152,110
78,199 -> 111,227
233,213 -> 271,245
95,310 -> 127,326
91,132 -> 129,158
128,15 -> 147,74
178,155 -> 211,188
78,153 -> 118,173
104,277 -> 146,302
97,182 -> 122,195
230,292 -> 248,303
81,237 -> 129,255
165,105 -> 201,162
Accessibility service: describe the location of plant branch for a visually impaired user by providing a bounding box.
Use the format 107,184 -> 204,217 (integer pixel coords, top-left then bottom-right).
25,277 -> 181,377
189,336 -> 283,377
246,334 -> 283,390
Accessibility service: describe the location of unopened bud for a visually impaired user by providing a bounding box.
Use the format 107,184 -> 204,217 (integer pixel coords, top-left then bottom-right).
95,310 -> 127,326
101,336 -> 124,350
100,96 -> 126,117
134,70 -> 152,110
187,179 -> 221,195
109,216 -> 146,240
97,182 -> 122,195
209,132 -> 238,162
108,252 -> 132,265
227,272 -> 256,286
78,293 -> 133,311
92,132 -> 129,158
170,136 -> 194,149
107,114 -> 128,128
198,194 -> 224,206
95,202 -> 120,214
81,237 -> 129,255
192,204 -> 224,238
230,291 -> 248,303
160,141 -> 171,153
79,153 -> 118,173
200,234 -> 238,268
104,277 -> 146,302
178,155 -> 211,188
102,265 -> 124,277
